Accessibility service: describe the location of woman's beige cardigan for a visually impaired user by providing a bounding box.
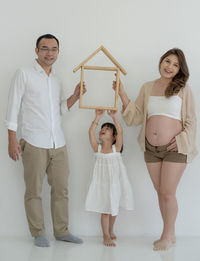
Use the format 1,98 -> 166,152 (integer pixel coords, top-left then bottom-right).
122,80 -> 198,163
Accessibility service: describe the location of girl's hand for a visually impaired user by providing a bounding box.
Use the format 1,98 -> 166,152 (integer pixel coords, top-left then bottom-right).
167,137 -> 178,152
107,110 -> 117,118
95,109 -> 104,117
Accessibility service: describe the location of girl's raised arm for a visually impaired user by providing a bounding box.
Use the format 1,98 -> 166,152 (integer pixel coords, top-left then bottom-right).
89,110 -> 104,152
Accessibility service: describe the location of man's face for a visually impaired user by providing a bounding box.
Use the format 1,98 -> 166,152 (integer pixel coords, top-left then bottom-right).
35,38 -> 59,68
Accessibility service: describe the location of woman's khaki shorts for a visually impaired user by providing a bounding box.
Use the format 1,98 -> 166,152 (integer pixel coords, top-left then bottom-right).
144,138 -> 187,163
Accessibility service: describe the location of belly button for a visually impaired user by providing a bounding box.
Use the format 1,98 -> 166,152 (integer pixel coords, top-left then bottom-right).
153,132 -> 157,136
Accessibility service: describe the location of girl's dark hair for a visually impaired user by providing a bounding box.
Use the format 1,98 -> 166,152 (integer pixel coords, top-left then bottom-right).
101,122 -> 123,153
36,34 -> 59,48
159,48 -> 189,97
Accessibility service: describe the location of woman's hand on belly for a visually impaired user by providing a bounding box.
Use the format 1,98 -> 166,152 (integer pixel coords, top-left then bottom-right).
166,137 -> 178,152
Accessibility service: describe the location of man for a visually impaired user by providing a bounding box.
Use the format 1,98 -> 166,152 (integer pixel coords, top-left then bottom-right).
5,34 -> 85,247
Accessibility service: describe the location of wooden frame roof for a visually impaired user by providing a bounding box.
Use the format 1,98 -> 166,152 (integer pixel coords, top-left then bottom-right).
73,45 -> 127,75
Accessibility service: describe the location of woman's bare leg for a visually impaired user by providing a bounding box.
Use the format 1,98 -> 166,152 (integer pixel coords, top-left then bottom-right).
146,162 -> 163,244
154,161 -> 186,250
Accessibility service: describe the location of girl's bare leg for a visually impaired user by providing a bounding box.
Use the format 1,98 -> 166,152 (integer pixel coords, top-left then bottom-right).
101,214 -> 116,247
109,215 -> 117,240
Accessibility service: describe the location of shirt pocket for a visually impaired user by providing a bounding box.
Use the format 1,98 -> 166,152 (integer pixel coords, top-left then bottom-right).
28,88 -> 41,97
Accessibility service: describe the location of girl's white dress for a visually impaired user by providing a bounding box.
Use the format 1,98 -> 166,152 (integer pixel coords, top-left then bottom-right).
85,144 -> 134,216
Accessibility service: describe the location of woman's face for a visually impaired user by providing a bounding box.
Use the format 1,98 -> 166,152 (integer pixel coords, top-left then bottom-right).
160,54 -> 180,80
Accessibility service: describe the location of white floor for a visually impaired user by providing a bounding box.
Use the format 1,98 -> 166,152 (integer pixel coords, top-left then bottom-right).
0,236 -> 200,261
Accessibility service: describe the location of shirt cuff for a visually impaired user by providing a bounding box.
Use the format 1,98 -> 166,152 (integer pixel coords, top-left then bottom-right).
175,131 -> 188,154
5,120 -> 18,131
61,100 -> 69,114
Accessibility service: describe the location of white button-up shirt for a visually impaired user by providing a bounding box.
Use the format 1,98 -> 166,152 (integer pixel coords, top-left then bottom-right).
5,60 -> 68,149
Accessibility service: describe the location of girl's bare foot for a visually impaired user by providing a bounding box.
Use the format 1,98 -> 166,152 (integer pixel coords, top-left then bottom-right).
153,236 -> 176,246
103,235 -> 116,247
110,232 -> 117,240
153,239 -> 173,251
153,239 -> 160,246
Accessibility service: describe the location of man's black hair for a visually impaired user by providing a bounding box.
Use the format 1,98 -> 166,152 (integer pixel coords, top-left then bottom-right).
36,34 -> 59,48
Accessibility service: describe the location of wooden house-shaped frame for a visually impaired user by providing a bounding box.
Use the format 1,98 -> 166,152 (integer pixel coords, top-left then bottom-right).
73,45 -> 127,110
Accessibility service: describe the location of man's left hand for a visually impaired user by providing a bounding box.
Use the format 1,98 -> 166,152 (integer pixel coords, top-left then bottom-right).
74,82 -> 86,99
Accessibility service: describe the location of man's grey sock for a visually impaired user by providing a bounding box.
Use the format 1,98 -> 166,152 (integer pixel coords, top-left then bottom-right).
34,235 -> 50,247
56,233 -> 83,244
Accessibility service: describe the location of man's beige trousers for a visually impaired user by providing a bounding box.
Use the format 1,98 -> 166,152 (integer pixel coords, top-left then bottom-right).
20,139 -> 69,237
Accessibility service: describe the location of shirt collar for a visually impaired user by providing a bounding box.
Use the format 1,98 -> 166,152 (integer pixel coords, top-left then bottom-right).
34,59 -> 55,75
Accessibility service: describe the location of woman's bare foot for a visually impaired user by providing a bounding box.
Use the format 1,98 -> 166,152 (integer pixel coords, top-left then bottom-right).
153,239 -> 173,251
110,232 -> 117,240
103,235 -> 116,247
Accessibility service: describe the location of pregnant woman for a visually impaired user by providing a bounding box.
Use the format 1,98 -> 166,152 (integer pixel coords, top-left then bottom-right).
113,48 -> 197,251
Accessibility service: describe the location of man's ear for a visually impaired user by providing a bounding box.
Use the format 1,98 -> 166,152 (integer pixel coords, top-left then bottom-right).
35,48 -> 39,55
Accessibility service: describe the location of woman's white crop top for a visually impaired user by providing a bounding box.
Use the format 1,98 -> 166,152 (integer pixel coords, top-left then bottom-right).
147,95 -> 182,120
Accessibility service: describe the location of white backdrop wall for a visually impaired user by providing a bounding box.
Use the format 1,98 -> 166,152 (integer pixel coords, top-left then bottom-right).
0,0 -> 200,237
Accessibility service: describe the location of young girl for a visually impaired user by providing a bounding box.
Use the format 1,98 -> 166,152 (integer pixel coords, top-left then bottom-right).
85,109 -> 134,247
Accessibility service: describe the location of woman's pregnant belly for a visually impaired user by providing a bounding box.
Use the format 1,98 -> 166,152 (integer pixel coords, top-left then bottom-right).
145,115 -> 183,146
